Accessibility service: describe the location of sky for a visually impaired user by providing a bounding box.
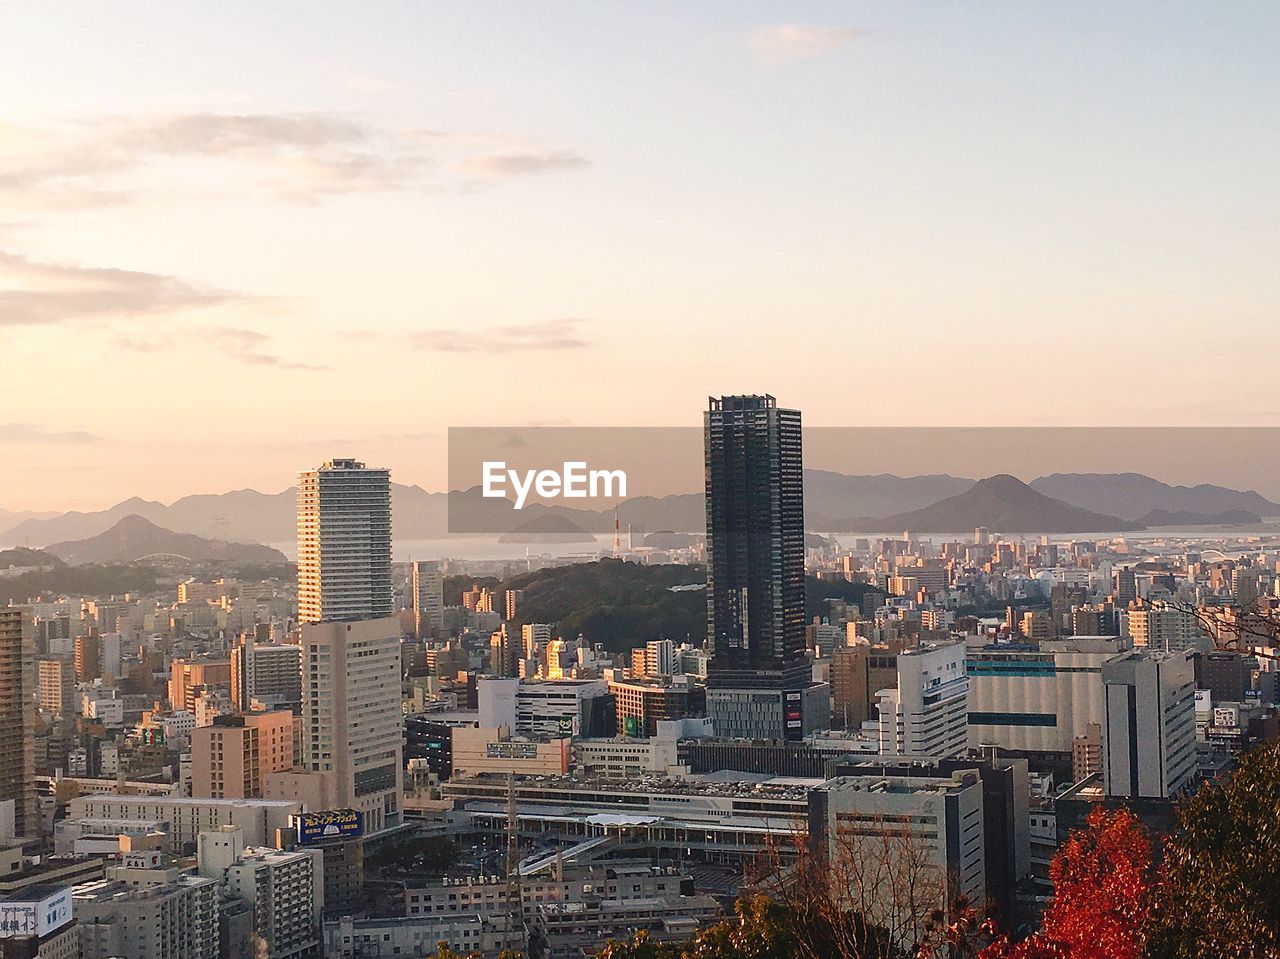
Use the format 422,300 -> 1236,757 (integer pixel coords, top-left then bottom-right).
1,2 -> 1278,510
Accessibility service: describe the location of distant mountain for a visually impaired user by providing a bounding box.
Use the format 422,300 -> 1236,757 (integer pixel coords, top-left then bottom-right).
832,474 -> 1143,534
803,471 -> 974,528
1138,508 -> 1262,527
0,509 -> 58,530
496,514 -> 596,544
45,515 -> 288,565
1030,473 -> 1280,523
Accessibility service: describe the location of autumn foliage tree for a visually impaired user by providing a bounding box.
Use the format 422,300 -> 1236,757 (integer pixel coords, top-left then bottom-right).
980,807 -> 1153,959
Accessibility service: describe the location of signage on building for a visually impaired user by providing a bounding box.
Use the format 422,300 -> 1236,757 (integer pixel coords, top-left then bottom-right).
485,741 -> 539,760
295,808 -> 363,844
783,690 -> 804,741
0,887 -> 72,939
140,726 -> 165,746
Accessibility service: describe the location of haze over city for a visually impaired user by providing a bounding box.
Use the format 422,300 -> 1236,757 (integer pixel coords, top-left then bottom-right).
3,2 -> 1279,509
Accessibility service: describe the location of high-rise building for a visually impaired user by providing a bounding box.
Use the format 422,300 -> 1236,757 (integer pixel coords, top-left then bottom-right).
1102,649 -> 1197,799
37,655 -> 77,717
704,395 -> 819,739
0,609 -> 37,837
76,864 -> 219,959
231,635 -> 302,711
169,657 -> 232,712
411,561 -> 445,638
297,459 -> 393,625
74,631 -> 101,683
289,618 -> 403,836
875,642 -> 969,758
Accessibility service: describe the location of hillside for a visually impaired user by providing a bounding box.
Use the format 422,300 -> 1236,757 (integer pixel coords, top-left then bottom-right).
46,515 -> 288,565
498,559 -> 871,652
0,546 -> 64,570
1030,473 -> 1280,522
832,474 -> 1143,534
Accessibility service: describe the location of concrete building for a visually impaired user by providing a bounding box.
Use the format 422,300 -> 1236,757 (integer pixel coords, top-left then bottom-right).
75,864 -> 218,959
809,771 -> 985,947
276,617 -> 403,836
478,677 -> 612,738
410,561 -> 445,638
966,637 -> 1127,755
191,711 -> 294,799
875,643 -> 969,758
198,827 -> 321,959
608,676 -> 704,737
0,884 -> 78,959
324,914 -> 502,959
297,458 -> 393,625
705,682 -> 831,740
231,637 -> 301,711
66,795 -> 303,852
450,727 -> 571,779
0,610 -> 36,837
35,657 -> 76,717
168,657 -> 231,713
1128,603 -> 1203,653
1102,649 -> 1197,799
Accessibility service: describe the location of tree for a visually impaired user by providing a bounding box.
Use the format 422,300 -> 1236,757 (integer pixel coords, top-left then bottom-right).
981,807 -> 1152,959
1146,741 -> 1280,959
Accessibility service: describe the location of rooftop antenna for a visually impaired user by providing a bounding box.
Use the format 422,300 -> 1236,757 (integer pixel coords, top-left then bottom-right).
612,510 -> 621,557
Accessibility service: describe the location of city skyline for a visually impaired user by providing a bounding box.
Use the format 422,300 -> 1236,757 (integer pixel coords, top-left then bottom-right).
3,2 -> 1279,509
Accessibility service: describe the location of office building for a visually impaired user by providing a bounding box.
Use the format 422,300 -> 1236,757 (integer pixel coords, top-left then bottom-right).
808,771 -> 985,946
1195,651 -> 1254,704
0,610 -> 36,838
288,617 -> 404,835
875,643 -> 969,758
168,657 -> 231,713
478,677 -> 613,738
410,561 -> 445,638
608,676 -> 704,737
966,637 -> 1127,755
66,795 -> 303,851
0,883 -> 78,959
297,458 -> 393,625
704,395 -> 816,738
1102,649 -> 1197,799
231,635 -> 302,711
75,865 -> 218,959
191,711 -> 295,799
74,632 -> 101,683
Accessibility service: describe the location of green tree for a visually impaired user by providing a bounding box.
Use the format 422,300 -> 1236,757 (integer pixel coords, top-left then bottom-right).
1146,741 -> 1280,959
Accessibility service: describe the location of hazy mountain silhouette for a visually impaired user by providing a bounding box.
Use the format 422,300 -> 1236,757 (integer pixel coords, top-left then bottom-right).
832,474 -> 1143,534
1030,473 -> 1280,522
45,515 -> 288,565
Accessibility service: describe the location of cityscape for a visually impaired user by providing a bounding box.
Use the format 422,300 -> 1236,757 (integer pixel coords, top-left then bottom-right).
3,396 -> 1280,958
3,5 -> 1278,959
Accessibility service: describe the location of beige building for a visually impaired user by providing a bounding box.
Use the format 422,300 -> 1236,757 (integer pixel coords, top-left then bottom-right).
168,657 -> 231,712
37,656 -> 77,716
267,617 -> 403,836
191,711 -> 294,799
451,726 -> 570,778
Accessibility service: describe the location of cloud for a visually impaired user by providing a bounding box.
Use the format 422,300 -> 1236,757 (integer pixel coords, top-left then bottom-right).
0,113 -> 590,208
0,422 -> 100,445
116,324 -> 331,372
460,150 -> 590,180
748,24 -> 864,65
0,250 -> 243,327
408,318 -> 591,354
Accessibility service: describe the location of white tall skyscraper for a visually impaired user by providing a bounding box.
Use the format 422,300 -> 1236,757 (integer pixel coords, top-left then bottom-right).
411,560 -> 445,638
1102,649 -> 1196,799
278,458 -> 402,836
297,458 -> 393,625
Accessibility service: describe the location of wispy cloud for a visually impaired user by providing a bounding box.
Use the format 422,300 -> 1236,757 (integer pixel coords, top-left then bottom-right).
0,250 -> 242,327
0,422 -> 101,445
748,24 -> 864,65
117,325 -> 330,372
409,318 -> 591,354
0,113 -> 590,208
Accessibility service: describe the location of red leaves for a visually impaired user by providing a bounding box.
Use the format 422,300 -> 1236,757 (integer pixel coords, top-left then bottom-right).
981,807 -> 1153,959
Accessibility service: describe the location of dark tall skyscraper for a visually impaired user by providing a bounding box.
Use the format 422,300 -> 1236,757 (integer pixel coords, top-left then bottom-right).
704,395 -> 826,738
705,394 -> 806,676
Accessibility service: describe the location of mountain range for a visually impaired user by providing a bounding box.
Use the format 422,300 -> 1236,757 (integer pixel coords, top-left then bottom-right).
3,470 -> 1276,548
